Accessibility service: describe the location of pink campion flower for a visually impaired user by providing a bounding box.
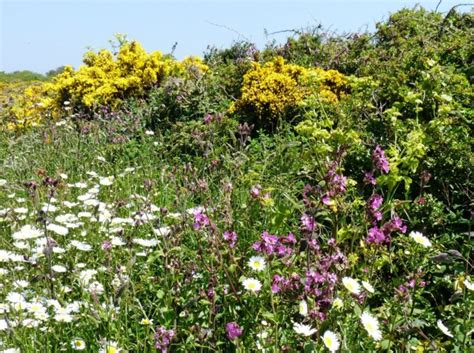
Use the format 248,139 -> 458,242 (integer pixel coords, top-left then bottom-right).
225,322 -> 243,341
366,226 -> 388,245
223,231 -> 238,248
364,171 -> 376,185
301,213 -> 316,232
203,113 -> 213,124
250,185 -> 261,198
372,145 -> 390,174
367,194 -> 384,221
154,326 -> 174,353
193,212 -> 210,230
381,215 -> 407,234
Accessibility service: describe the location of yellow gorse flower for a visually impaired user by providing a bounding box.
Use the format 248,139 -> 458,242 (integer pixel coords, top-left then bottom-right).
4,40 -> 208,130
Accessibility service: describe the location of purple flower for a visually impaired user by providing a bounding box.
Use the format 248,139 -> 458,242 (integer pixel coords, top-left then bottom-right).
250,185 -> 261,198
154,326 -> 175,353
226,322 -> 243,341
364,171 -> 376,185
382,215 -> 407,234
301,213 -> 316,232
372,145 -> 390,174
204,113 -> 213,124
193,212 -> 210,230
366,226 -> 388,245
367,194 -> 384,221
223,231 -> 238,248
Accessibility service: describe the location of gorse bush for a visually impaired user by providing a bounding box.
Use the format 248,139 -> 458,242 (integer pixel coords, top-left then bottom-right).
229,57 -> 347,129
3,39 -> 208,130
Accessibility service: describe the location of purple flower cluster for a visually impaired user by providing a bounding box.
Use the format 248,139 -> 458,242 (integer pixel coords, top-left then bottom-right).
321,163 -> 347,206
252,231 -> 296,257
301,213 -> 316,233
367,194 -> 383,221
372,145 -> 390,174
193,211 -> 210,230
223,230 -> 238,248
225,322 -> 243,341
366,215 -> 407,245
271,273 -> 301,294
154,326 -> 175,353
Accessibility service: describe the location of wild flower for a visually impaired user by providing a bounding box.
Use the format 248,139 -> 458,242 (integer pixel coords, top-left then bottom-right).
361,312 -> 382,341
299,300 -> 308,316
363,171 -> 376,185
223,230 -> 238,248
322,330 -> 340,352
372,145 -> 390,174
342,277 -> 361,295
99,341 -> 121,353
271,274 -> 301,294
154,326 -> 174,353
140,318 -> 154,326
362,281 -> 375,293
301,213 -> 316,232
332,298 -> 343,310
193,211 -> 210,230
252,231 -> 295,257
293,322 -> 317,336
12,225 -> 43,240
248,256 -> 266,272
409,231 -> 432,248
242,278 -> 262,292
367,194 -> 383,221
464,278 -> 474,291
226,322 -> 243,340
437,320 -> 453,338
71,339 -> 86,350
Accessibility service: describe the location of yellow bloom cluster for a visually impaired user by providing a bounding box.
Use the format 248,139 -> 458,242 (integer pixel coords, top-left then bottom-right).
230,57 -> 347,120
4,40 -> 208,130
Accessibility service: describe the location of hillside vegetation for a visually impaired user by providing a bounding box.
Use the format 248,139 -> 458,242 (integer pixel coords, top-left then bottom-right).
0,6 -> 472,353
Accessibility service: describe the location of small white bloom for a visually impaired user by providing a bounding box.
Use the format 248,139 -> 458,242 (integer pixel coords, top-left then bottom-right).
12,225 -> 43,240
362,281 -> 375,293
52,265 -> 67,273
242,278 -> 262,292
298,300 -> 308,317
99,176 -> 114,186
293,322 -> 317,336
145,130 -> 155,136
140,318 -> 154,325
437,319 -> 453,338
322,330 -> 340,352
342,277 -> 361,295
409,231 -> 432,248
0,179 -> 7,186
248,256 -> 266,272
70,240 -> 92,252
464,279 -> 474,291
47,223 -> 69,236
132,238 -> 159,247
13,207 -> 28,214
361,312 -> 382,341
71,338 -> 86,350
99,341 -> 121,353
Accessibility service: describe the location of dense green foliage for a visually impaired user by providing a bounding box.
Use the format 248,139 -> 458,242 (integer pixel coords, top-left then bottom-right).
0,6 -> 472,353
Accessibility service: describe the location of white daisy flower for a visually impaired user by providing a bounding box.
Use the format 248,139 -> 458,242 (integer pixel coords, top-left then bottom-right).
71,338 -> 86,350
322,330 -> 340,352
464,279 -> 474,291
247,256 -> 266,272
242,278 -> 262,292
299,300 -> 308,317
46,223 -> 69,236
293,322 -> 317,336
361,312 -> 382,341
12,225 -> 43,240
342,277 -> 361,295
362,281 -> 375,293
409,231 -> 432,248
437,319 -> 453,338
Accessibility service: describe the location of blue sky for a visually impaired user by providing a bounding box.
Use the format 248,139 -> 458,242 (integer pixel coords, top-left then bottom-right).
0,0 -> 462,73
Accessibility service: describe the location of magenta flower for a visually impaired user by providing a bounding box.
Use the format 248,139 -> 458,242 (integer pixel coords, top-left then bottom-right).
154,326 -> 174,353
372,145 -> 390,174
193,212 -> 210,230
223,230 -> 238,248
301,213 -> 316,232
226,322 -> 243,341
367,194 -> 383,221
364,171 -> 376,185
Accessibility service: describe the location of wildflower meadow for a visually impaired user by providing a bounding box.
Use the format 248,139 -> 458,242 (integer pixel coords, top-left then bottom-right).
0,6 -> 472,353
